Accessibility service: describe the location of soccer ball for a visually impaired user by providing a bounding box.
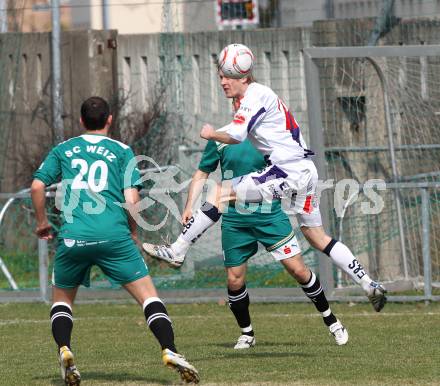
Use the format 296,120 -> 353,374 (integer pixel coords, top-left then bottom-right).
218,43 -> 254,79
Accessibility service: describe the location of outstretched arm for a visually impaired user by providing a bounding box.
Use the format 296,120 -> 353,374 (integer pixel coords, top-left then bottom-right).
182,169 -> 210,224
200,124 -> 240,144
31,179 -> 52,240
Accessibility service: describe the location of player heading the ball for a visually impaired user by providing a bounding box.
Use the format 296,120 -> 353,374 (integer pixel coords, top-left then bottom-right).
144,43 -> 386,313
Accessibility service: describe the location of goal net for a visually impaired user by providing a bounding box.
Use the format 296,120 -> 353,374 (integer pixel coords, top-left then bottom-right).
315,50 -> 440,288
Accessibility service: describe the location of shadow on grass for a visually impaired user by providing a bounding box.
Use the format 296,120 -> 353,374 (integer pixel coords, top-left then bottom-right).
222,351 -> 315,359
198,349 -> 314,361
212,341 -> 305,349
42,372 -> 173,385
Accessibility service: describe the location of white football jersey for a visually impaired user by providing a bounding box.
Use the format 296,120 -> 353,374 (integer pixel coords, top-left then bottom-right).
220,82 -> 314,165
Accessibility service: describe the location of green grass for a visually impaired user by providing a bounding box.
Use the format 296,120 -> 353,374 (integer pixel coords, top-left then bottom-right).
0,302 -> 439,385
0,250 -> 40,289
0,252 -> 317,290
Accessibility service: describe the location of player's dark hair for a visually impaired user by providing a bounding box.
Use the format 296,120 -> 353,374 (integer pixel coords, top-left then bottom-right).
80,96 -> 110,131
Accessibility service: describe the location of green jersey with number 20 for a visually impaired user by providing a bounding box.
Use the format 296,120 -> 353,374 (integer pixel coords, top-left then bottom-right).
34,134 -> 142,241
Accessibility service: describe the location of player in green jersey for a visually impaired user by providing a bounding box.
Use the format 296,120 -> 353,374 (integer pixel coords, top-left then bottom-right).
31,97 -> 199,385
145,138 -> 349,348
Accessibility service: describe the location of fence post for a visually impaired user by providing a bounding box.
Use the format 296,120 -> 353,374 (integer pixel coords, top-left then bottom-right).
421,188 -> 432,303
303,50 -> 334,293
38,239 -> 49,303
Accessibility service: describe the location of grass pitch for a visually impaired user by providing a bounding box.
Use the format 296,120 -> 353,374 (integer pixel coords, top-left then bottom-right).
0,302 -> 439,385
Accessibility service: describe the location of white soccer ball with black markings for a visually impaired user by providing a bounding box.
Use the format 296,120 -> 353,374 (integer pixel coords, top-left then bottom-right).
218,43 -> 254,79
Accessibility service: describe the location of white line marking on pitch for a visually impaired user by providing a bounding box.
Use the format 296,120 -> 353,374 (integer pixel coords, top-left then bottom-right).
0,311 -> 439,326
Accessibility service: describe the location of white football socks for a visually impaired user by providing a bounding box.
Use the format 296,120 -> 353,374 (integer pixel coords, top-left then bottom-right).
326,240 -> 372,292
170,203 -> 221,256
170,237 -> 191,258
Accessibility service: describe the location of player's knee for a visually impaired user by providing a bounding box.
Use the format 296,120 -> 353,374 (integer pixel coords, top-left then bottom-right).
302,226 -> 332,251
294,267 -> 311,284
286,264 -> 310,283
227,275 -> 245,291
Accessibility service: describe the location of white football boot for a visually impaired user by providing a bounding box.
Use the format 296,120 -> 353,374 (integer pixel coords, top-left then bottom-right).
162,348 -> 200,384
59,346 -> 81,385
234,334 -> 256,349
329,320 -> 349,346
142,243 -> 185,268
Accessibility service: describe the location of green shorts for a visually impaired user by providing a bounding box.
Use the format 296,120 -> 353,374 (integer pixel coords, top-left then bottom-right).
53,238 -> 149,288
221,217 -> 301,267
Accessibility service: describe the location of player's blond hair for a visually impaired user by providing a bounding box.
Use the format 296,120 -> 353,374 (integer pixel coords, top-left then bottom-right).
244,73 -> 256,84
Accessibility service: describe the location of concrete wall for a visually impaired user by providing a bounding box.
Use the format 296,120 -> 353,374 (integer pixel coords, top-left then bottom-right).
334,0 -> 440,21
0,30 -> 118,191
117,27 -> 312,171
0,32 -> 51,191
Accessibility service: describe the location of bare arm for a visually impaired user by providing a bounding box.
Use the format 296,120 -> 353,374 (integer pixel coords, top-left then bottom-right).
200,124 -> 240,144
182,169 -> 210,224
123,188 -> 141,242
31,179 -> 52,239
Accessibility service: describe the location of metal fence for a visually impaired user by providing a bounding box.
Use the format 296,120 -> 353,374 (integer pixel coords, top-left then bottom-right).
304,45 -> 440,299
1,44 -> 440,303
0,180 -> 438,304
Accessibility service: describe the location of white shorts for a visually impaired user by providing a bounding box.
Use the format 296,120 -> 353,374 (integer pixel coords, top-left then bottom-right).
232,159 -> 322,227
268,233 -> 302,261
296,208 -> 323,228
